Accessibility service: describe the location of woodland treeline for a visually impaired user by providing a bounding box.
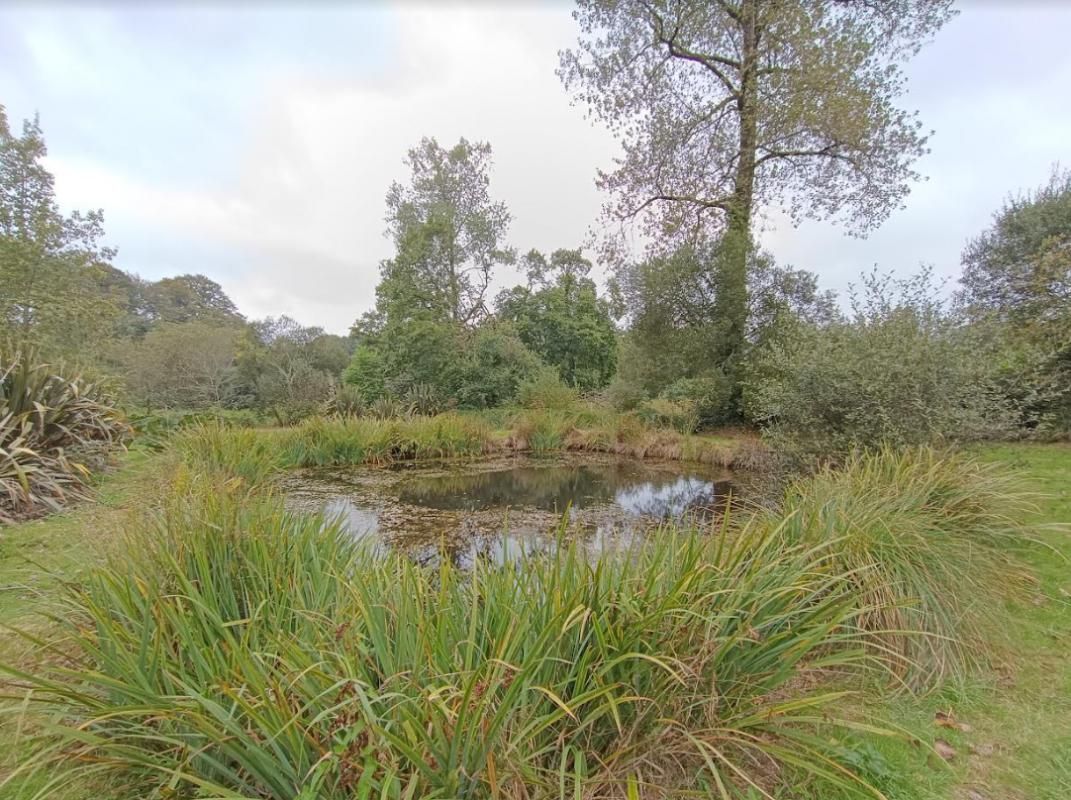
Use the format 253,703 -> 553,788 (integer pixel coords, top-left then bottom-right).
2,0 -> 1069,459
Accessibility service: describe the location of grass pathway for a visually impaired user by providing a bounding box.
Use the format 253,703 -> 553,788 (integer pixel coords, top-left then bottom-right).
0,450 -> 162,798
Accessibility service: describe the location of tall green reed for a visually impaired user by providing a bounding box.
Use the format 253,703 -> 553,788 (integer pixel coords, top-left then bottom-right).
764,446 -> 1038,685
3,479 -> 888,800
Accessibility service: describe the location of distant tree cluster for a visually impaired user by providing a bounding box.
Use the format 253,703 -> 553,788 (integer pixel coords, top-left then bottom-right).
343,137 -> 619,410
0,106 -> 352,418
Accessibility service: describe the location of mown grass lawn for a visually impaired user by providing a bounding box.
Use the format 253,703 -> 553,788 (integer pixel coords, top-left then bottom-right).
854,444 -> 1071,800
0,443 -> 1068,800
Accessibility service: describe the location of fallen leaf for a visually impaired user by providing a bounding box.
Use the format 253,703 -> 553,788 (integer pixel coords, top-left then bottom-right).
935,709 -> 973,732
934,739 -> 956,761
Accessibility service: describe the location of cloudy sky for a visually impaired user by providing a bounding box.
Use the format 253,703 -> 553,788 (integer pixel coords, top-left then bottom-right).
2,1 -> 1069,333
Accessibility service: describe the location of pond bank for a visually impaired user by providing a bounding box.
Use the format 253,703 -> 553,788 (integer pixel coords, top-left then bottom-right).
1,445 -> 1068,799
178,411 -> 776,487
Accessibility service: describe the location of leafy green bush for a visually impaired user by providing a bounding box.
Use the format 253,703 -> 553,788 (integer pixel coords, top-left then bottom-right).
660,369 -> 735,428
745,270 -> 1015,461
7,477 -> 888,799
1,344 -> 129,521
345,322 -> 543,411
341,344 -> 386,404
957,168 -> 1071,434
516,367 -> 579,410
602,373 -> 647,411
453,324 -> 545,409
763,446 -> 1036,685
636,397 -> 700,434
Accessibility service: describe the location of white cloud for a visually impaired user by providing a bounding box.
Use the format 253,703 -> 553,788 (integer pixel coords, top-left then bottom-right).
44,5 -> 616,334
24,2 -> 1071,332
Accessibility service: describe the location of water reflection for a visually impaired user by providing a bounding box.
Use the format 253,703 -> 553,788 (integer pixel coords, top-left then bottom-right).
284,454 -> 737,570
397,462 -> 729,517
615,476 -> 730,518
323,498 -> 379,538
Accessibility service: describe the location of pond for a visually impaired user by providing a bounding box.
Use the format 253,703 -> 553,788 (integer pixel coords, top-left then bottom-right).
281,453 -> 742,569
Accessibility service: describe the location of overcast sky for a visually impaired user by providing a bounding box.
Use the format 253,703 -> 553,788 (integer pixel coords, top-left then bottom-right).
2,1 -> 1069,334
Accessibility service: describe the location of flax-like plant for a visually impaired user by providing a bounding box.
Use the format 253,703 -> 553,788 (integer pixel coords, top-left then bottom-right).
2,478 -> 890,800
0,343 -> 129,522
766,446 -> 1039,685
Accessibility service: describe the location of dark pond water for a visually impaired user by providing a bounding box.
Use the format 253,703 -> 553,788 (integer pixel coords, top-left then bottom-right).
281,453 -> 740,569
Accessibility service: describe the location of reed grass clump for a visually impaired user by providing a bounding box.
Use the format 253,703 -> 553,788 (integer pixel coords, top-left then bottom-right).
764,446 -> 1038,685
172,422 -> 284,487
4,480 -> 890,800
168,409 -> 768,484
281,413 -> 495,467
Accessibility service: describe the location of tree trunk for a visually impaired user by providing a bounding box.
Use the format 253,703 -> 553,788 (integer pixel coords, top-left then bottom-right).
717,0 -> 759,406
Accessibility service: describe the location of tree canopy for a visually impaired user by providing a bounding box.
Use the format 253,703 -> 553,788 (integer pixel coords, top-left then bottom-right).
959,167 -> 1071,329
560,0 -> 954,375
383,137 -> 514,326
496,249 -> 618,390
0,106 -> 121,358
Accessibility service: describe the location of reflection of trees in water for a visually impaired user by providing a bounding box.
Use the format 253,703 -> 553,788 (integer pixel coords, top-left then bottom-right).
397,462 -> 729,515
615,478 -> 733,518
405,533 -> 553,571
397,465 -> 613,511
300,457 -> 740,571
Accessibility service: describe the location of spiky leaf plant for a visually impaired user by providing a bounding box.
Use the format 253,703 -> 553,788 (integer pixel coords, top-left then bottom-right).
767,446 -> 1038,685
0,343 -> 129,522
3,479 -> 890,800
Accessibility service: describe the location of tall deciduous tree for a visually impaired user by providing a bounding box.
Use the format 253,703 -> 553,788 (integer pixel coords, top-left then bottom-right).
0,106 -> 120,358
496,249 -> 618,390
958,167 -> 1071,328
559,0 -> 953,371
958,168 -> 1071,429
384,137 -> 514,325
147,274 -> 244,325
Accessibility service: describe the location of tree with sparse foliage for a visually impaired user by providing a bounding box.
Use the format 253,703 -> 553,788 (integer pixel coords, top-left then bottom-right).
121,322 -> 242,410
384,137 -> 514,326
560,0 -> 954,378
346,136 -> 541,408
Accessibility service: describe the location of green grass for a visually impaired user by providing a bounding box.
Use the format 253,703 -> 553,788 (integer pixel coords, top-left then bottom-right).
768,447 -> 1039,687
0,450 -> 164,800
845,444 -> 1071,800
1,442 -> 1068,799
6,477 -> 886,800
